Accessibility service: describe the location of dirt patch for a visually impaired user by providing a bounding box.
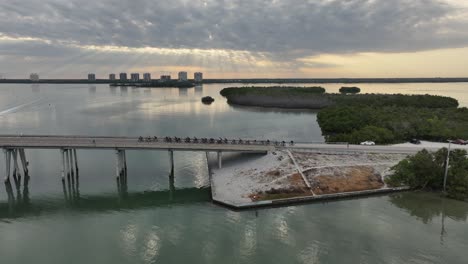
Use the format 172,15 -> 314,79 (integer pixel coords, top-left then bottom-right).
289,173 -> 306,187
250,187 -> 313,201
311,166 -> 384,195
266,170 -> 281,177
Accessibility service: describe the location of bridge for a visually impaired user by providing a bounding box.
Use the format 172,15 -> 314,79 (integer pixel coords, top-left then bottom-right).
0,135 -> 274,191
0,135 -> 458,195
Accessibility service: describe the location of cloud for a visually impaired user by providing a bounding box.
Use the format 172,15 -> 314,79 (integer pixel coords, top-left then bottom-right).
0,0 -> 467,77
1,0 -> 468,54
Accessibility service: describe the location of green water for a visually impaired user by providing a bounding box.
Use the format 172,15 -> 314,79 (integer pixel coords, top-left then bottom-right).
0,83 -> 467,263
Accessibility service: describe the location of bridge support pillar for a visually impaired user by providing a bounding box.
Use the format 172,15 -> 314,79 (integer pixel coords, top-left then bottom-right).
69,149 -> 75,186
115,149 -> 127,196
60,149 -> 65,179
65,149 -> 71,181
217,151 -> 222,169
122,150 -> 127,175
18,148 -> 29,180
12,149 -> 20,189
67,149 -> 75,184
4,149 -> 11,182
73,149 -> 79,174
169,150 -> 174,172
115,150 -> 121,178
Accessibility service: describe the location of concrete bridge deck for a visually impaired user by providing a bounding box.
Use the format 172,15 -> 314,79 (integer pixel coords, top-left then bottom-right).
0,135 -> 274,152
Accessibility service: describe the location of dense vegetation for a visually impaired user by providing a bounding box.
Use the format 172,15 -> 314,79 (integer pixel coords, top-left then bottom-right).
317,97 -> 464,144
386,148 -> 468,201
220,86 -> 326,96
339,87 -> 361,94
220,86 -> 464,144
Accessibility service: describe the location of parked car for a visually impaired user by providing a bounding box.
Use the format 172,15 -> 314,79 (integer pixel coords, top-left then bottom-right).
360,141 -> 375,146
410,138 -> 421,144
452,139 -> 467,145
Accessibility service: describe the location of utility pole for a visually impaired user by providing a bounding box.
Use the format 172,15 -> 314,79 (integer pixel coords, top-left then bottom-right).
443,142 -> 451,192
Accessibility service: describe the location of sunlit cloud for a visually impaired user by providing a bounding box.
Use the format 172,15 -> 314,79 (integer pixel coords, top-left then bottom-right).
0,0 -> 468,78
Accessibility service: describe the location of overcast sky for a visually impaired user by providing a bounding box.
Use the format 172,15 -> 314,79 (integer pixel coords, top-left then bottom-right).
1,0 -> 468,78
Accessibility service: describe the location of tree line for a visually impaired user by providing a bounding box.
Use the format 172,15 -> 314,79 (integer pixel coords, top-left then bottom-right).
387,148 -> 468,201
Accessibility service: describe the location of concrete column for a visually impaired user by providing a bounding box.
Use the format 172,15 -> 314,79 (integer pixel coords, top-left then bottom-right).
12,149 -> 21,188
69,149 -> 75,179
60,149 -> 66,179
123,150 -> 127,173
73,149 -> 79,173
169,150 -> 174,171
217,151 -> 222,169
169,168 -> 175,201
69,149 -> 75,185
65,149 -> 70,180
4,149 -> 11,182
19,148 -> 29,178
122,150 -> 127,186
115,149 -> 121,179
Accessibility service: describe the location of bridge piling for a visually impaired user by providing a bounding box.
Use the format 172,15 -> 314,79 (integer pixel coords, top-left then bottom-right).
122,150 -> 127,187
73,149 -> 78,174
12,149 -> 21,189
115,150 -> 121,179
123,150 -> 127,174
65,149 -> 71,182
69,149 -> 75,186
18,148 -> 28,182
4,149 -> 11,182
60,149 -> 66,180
169,150 -> 174,171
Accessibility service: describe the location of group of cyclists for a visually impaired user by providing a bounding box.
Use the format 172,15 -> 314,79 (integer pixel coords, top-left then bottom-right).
137,136 -> 294,147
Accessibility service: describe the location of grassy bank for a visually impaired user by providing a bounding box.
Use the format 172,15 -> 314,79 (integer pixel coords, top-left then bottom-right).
220,86 -> 464,144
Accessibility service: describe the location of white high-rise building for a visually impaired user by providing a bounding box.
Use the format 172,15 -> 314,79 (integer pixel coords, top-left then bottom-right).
143,73 -> 151,81
130,73 -> 140,82
194,72 -> 203,82
88,73 -> 96,81
120,73 -> 127,81
30,73 -> 39,81
109,74 -> 116,80
178,71 -> 188,81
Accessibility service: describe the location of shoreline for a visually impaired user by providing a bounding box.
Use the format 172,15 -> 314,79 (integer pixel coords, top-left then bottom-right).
2,77 -> 468,84
208,149 -> 411,209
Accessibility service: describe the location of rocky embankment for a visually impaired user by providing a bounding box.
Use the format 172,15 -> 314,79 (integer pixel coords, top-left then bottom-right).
225,94 -> 333,109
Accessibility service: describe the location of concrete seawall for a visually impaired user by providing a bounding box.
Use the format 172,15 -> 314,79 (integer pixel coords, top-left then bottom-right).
213,187 -> 411,210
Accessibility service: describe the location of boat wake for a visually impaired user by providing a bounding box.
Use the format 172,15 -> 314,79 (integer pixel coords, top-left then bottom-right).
0,99 -> 42,116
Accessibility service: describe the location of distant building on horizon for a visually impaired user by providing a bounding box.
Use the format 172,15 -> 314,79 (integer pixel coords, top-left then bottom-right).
194,72 -> 203,82
178,71 -> 188,81
30,73 -> 39,81
130,73 -> 140,82
88,73 -> 96,81
109,74 -> 116,80
160,75 -> 171,82
119,73 -> 127,81
143,73 -> 151,81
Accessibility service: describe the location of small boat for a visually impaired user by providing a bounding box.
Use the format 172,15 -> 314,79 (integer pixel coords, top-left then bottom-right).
201,96 -> 215,104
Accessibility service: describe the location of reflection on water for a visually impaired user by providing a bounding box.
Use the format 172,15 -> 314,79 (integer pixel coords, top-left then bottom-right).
62,170 -> 80,204
389,192 -> 468,245
4,179 -> 30,218
389,192 -> 468,223
31,84 -> 40,93
195,85 -> 203,95
179,88 -> 188,97
1,178 -> 210,220
0,83 -> 468,264
88,85 -> 96,94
